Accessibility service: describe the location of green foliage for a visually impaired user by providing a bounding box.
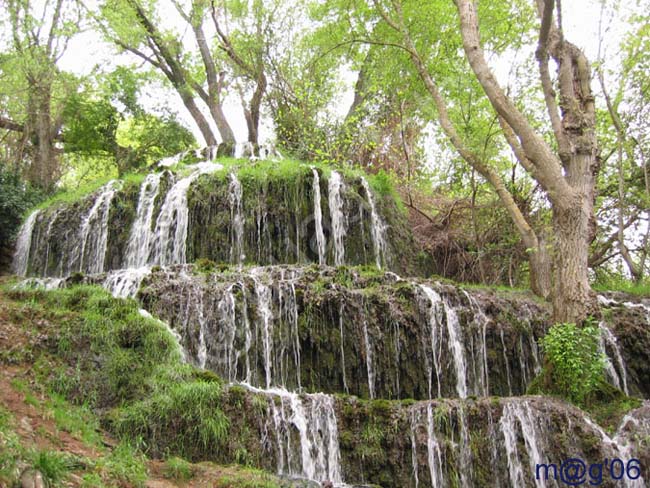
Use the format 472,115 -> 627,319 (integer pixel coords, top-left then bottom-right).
99,441 -> 149,487
47,393 -> 103,447
30,450 -> 77,485
0,405 -> 23,484
163,456 -> 194,481
538,323 -> 606,406
593,274 -> 650,297
0,166 -> 45,248
112,381 -> 229,460
4,285 -> 231,463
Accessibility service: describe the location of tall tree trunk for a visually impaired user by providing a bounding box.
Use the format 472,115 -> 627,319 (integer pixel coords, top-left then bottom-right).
26,78 -> 58,190
455,0 -> 598,322
243,71 -> 267,146
552,189 -> 594,322
177,87 -> 218,147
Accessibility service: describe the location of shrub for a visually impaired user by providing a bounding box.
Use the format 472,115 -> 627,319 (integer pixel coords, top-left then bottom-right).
0,165 -> 44,249
539,322 -> 606,406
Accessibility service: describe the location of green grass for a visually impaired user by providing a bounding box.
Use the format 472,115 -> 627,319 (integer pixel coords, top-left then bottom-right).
99,441 -> 149,487
30,450 -> 79,486
4,284 -> 231,462
163,456 -> 194,481
593,277 -> 650,297
34,172 -> 145,211
213,467 -> 286,488
47,393 -> 103,447
0,405 -> 24,484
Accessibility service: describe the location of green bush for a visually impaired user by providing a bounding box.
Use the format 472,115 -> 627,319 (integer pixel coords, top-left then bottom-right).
0,165 -> 44,249
539,322 -> 606,405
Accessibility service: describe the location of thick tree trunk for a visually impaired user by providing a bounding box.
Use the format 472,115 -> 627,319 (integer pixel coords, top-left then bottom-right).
246,72 -> 267,146
210,102 -> 236,147
178,88 -> 218,147
25,80 -> 58,190
552,178 -> 594,323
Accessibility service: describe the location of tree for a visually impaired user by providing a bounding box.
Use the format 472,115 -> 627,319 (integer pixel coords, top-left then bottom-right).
96,0 -> 235,148
590,1 -> 650,283
0,0 -> 83,190
340,0 -> 600,322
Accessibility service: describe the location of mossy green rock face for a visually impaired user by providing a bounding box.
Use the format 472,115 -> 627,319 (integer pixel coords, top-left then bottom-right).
217,389 -> 650,488
18,162 -> 419,277
74,265 -> 649,402
134,265 -> 549,401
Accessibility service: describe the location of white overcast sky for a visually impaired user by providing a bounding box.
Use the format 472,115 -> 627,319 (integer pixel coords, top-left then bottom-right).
54,0 -> 632,145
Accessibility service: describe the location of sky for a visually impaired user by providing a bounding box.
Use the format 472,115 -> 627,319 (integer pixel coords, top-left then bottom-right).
53,0 -> 633,146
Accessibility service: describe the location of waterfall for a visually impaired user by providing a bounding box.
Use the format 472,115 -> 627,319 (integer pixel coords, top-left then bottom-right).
418,285 -> 468,398
228,173 -> 244,265
409,410 -> 420,488
42,208 -> 61,276
444,304 -> 468,398
362,315 -> 375,399
598,322 -> 629,395
253,273 -> 274,389
278,268 -> 301,389
240,285 -> 252,383
463,291 -> 490,396
247,386 -> 343,485
499,400 -> 552,488
339,303 -> 349,394
312,169 -> 327,265
425,404 -> 445,487
13,209 -> 40,276
194,286 -> 208,370
418,285 -> 443,399
360,177 -> 388,269
102,267 -> 151,299
217,285 -> 239,381
328,171 -> 346,266
150,163 -> 220,265
500,329 -> 513,396
582,414 -> 646,487
124,173 -> 163,267
500,402 -> 527,486
77,180 -> 121,274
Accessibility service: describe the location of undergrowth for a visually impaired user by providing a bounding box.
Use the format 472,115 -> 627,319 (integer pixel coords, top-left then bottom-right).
3,284 -> 230,461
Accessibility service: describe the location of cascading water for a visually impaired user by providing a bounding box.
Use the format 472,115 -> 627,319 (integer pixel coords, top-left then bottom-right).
12,209 -> 40,276
360,176 -> 388,269
124,173 -> 163,267
499,400 -> 554,488
418,285 -> 468,398
418,285 -> 444,399
425,404 -> 445,487
150,163 -> 221,265
42,208 -> 61,276
463,291 -> 490,396
228,172 -> 244,265
246,385 -> 343,485
253,272 -> 274,389
328,171 -> 347,266
102,267 -> 151,299
598,321 -> 629,395
312,169 -> 327,265
362,314 -> 376,400
582,414 -> 646,487
14,150 -> 650,488
77,180 -> 122,274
